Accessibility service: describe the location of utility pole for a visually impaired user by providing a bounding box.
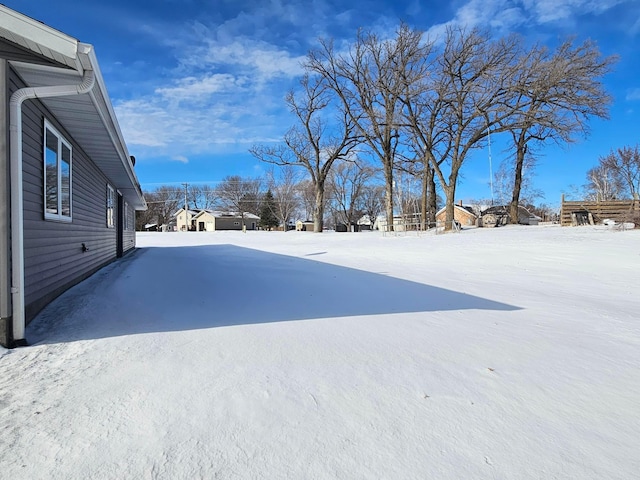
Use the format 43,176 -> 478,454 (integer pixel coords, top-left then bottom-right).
182,182 -> 189,231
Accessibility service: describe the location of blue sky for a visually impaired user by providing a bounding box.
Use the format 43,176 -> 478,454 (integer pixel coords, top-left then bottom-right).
6,0 -> 640,206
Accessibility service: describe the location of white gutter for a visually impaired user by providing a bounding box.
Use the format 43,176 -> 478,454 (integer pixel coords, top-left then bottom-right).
9,67 -> 95,346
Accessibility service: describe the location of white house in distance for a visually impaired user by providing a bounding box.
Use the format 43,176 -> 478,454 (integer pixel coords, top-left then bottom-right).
174,208 -> 260,231
0,6 -> 146,347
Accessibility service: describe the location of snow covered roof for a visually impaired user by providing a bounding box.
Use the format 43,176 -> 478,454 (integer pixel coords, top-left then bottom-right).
435,204 -> 477,217
482,205 -> 541,220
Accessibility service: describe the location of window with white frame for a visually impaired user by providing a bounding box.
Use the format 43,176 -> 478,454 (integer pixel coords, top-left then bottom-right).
44,121 -> 72,221
107,185 -> 115,228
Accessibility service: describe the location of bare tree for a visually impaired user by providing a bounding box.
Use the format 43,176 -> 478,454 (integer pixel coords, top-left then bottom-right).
360,183 -> 385,229
215,175 -> 262,227
492,156 -> 543,207
402,27 -> 523,230
600,145 -> 640,199
395,155 -> 439,229
327,160 -> 376,230
250,74 -> 359,232
584,164 -> 624,201
393,170 -> 423,225
266,166 -> 301,230
137,185 -> 183,230
306,24 -> 430,231
504,38 -> 615,223
188,184 -> 218,210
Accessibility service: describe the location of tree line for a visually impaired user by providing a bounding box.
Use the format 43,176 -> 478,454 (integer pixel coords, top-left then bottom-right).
136,167 -> 391,231
250,25 -> 617,231
583,145 -> 640,201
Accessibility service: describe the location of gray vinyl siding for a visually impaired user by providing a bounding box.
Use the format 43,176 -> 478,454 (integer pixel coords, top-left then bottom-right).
214,217 -> 242,230
9,66 -> 127,320
124,205 -> 135,251
214,217 -> 258,230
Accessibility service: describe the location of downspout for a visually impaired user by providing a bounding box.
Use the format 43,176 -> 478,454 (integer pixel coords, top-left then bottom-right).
9,68 -> 95,346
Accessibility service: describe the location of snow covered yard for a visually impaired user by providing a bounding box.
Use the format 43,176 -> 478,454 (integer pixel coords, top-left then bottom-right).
1,225 -> 639,479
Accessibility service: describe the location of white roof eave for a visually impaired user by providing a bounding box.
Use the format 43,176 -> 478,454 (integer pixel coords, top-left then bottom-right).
1,6 -> 145,210
0,5 -> 81,69
4,32 -> 146,210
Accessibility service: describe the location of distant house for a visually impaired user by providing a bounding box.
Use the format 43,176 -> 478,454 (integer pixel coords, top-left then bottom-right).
194,210 -> 259,231
296,220 -> 315,231
435,204 -> 478,227
517,206 -> 542,225
357,215 -> 374,231
480,205 -> 541,227
174,208 -> 200,231
174,209 -> 259,231
0,6 -> 146,347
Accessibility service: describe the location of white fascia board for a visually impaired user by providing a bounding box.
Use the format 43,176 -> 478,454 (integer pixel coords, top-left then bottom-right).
0,6 -> 79,62
83,47 -> 146,210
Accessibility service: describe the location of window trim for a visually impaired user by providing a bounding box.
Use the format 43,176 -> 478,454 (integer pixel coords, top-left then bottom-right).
107,184 -> 115,228
124,201 -> 129,230
43,120 -> 73,222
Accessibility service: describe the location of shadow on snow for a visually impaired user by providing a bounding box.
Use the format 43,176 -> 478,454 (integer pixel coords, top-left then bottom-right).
28,244 -> 520,344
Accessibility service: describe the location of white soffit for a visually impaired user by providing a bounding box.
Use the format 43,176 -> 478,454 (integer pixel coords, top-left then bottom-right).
10,60 -> 146,210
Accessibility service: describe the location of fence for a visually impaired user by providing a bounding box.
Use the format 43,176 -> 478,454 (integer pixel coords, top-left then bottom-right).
560,196 -> 640,226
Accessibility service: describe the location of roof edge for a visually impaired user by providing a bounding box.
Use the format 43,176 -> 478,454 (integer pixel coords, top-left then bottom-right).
0,5 -> 79,61
82,47 -> 146,209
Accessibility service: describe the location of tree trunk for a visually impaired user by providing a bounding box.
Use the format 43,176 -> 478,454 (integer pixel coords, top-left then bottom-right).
421,166 -> 428,230
427,165 -> 437,227
384,161 -> 394,232
314,182 -> 325,232
510,132 -> 527,224
443,184 -> 456,231
420,163 -> 437,229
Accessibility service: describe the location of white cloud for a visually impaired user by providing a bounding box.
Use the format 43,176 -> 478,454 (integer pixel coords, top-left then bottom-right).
626,88 -> 640,101
172,155 -> 189,163
155,74 -> 249,103
426,0 -> 524,40
115,83 -> 289,161
427,0 -> 630,38
182,32 -> 306,81
113,12 -> 310,160
521,0 -> 628,23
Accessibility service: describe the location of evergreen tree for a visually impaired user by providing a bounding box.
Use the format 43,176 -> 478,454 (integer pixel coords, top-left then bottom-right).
259,190 -> 279,230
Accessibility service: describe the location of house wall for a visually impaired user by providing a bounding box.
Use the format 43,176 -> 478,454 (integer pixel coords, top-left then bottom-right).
176,210 -> 195,231
457,210 -> 477,226
214,217 -> 244,230
194,212 -> 215,231
435,208 -> 477,227
9,65 -> 130,323
124,204 -> 135,249
296,222 -> 315,231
